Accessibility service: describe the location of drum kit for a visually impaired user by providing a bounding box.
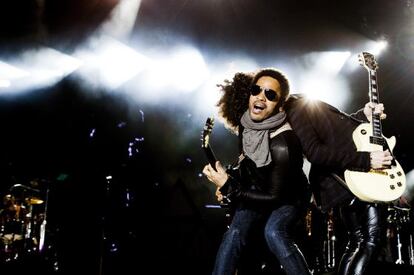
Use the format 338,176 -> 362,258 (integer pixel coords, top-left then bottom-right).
0,183 -> 48,263
304,203 -> 414,273
385,204 -> 414,266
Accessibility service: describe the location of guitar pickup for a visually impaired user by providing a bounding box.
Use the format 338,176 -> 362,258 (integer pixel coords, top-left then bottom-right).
370,136 -> 385,145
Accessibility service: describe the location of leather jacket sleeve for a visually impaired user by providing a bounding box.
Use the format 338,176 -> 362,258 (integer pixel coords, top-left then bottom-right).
286,95 -> 371,172
219,156 -> 279,207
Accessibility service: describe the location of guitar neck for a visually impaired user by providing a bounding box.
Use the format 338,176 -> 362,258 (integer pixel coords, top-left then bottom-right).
368,69 -> 383,141
204,145 -> 217,171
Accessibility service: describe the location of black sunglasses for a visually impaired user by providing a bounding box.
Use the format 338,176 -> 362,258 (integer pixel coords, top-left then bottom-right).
250,84 -> 279,102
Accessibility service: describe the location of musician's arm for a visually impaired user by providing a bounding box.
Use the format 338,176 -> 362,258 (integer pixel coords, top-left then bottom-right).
350,108 -> 368,122
286,99 -> 371,172
218,173 -> 280,206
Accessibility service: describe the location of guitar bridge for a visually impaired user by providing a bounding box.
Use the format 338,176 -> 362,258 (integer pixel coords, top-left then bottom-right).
369,169 -> 388,176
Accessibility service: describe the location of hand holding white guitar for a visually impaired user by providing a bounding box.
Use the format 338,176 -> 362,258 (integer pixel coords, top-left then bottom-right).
370,150 -> 392,169
363,102 -> 393,169
363,102 -> 386,122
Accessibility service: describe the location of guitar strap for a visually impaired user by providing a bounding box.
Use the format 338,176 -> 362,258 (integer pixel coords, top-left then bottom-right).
270,122 -> 292,138
331,172 -> 351,190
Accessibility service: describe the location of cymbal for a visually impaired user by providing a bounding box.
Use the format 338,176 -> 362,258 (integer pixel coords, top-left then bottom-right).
25,197 -> 44,205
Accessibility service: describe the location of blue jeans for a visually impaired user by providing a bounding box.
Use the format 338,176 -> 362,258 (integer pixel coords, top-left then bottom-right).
212,205 -> 311,275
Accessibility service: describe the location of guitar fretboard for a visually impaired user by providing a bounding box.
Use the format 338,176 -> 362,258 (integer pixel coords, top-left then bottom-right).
368,69 -> 383,140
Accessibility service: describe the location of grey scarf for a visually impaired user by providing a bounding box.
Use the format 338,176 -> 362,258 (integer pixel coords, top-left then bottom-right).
240,110 -> 287,167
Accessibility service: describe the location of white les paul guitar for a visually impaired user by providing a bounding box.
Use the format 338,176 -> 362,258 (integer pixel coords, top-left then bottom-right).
344,52 -> 406,203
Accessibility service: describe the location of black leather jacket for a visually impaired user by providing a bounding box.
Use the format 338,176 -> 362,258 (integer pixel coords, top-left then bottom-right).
219,128 -> 310,211
285,94 -> 371,211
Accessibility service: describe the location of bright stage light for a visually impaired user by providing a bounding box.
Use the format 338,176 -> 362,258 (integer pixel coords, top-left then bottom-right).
140,45 -> 209,94
291,51 -> 352,108
0,61 -> 29,81
0,48 -> 82,94
100,0 -> 142,39
163,46 -> 209,92
298,74 -> 350,109
74,36 -> 150,90
367,39 -> 388,56
344,39 -> 389,73
0,79 -> 11,88
302,51 -> 351,75
70,0 -> 145,90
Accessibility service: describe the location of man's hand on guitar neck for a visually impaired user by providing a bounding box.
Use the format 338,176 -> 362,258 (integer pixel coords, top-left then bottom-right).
203,161 -> 228,188
363,102 -> 393,169
363,102 -> 386,122
370,150 -> 393,169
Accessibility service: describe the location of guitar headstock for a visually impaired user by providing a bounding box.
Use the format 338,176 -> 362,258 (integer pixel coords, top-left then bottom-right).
201,117 -> 214,149
358,52 -> 378,71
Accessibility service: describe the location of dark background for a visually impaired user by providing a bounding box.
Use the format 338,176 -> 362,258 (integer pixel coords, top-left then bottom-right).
0,1 -> 414,274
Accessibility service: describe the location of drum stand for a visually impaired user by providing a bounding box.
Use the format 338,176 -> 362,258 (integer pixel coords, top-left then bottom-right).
38,187 -> 49,252
24,203 -> 33,252
393,206 -> 410,265
409,233 -> 414,266
324,209 -> 336,271
395,225 -> 404,265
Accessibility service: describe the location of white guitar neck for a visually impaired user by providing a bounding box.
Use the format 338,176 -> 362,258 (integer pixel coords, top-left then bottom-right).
368,69 -> 383,142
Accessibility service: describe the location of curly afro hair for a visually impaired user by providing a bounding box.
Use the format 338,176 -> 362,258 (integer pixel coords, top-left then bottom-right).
216,68 -> 290,134
216,72 -> 254,133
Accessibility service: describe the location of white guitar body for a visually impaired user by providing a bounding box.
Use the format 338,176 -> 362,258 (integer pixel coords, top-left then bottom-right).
344,123 -> 406,202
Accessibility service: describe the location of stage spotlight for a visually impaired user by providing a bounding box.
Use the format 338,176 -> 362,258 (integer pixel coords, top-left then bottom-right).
0,79 -> 11,88
294,51 -> 352,109
140,45 -> 209,94
366,39 -> 388,56
302,51 -> 351,75
74,36 -> 149,90
0,61 -> 29,92
298,75 -> 350,109
0,48 -> 81,95
195,75 -> 225,117
100,0 -> 142,39
344,40 -> 387,73
0,61 -> 29,80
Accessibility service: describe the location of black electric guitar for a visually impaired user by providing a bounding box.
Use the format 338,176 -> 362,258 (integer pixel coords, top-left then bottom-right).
343,52 -> 406,202
201,117 -> 218,171
201,117 -> 233,210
